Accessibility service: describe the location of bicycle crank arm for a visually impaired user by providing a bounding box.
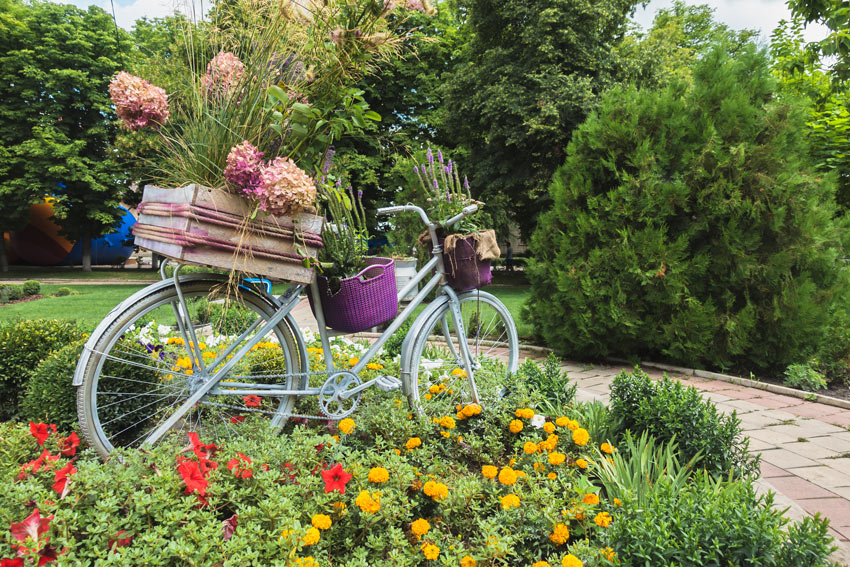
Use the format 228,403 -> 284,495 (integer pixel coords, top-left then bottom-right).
338,375 -> 402,399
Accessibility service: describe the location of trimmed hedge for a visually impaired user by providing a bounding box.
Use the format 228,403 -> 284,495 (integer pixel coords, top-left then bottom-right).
20,339 -> 86,431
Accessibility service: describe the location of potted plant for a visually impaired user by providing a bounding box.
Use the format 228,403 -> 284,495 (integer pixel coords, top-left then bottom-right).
308,181 -> 398,333
413,148 -> 499,291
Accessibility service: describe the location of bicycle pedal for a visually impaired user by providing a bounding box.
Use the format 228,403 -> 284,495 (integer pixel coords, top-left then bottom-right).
375,375 -> 403,392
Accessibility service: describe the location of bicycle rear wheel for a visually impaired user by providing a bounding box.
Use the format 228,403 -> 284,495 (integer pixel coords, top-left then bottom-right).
407,290 -> 518,417
76,279 -> 304,458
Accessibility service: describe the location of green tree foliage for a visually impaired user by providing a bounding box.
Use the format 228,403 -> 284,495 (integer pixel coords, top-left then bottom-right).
526,43 -> 850,373
0,0 -> 131,271
787,0 -> 850,80
441,0 -> 637,237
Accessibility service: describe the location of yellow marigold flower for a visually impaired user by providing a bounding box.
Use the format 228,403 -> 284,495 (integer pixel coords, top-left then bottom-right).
561,554 -> 583,567
302,527 -> 320,546
456,411 -> 466,420
549,523 -> 570,545
424,393 -> 432,400
548,452 -> 566,466
463,404 -> 481,416
291,556 -> 318,567
406,437 -> 422,450
393,448 -> 401,455
423,481 -> 448,501
515,408 -> 534,419
429,383 -> 446,394
582,493 -> 599,506
498,467 -> 517,486
509,419 -> 523,434
533,462 -> 545,471
311,514 -> 332,530
366,362 -> 383,370
438,416 -> 456,429
600,547 -> 616,561
575,458 -> 588,469
348,357 -> 359,367
460,556 -> 477,567
555,416 -> 569,427
482,465 -> 498,479
354,490 -> 381,514
451,367 -> 467,378
440,431 -> 451,438
338,418 -> 355,434
539,434 -> 559,452
532,562 -> 552,567
421,543 -> 440,560
279,529 -> 294,542
411,518 -> 430,536
544,422 -> 556,434
523,441 -> 538,454
600,442 -> 615,454
613,498 -> 622,507
332,435 -> 340,443
594,511 -> 612,528
500,494 -> 520,510
572,428 -> 589,447
516,470 -> 527,478
368,467 -> 389,483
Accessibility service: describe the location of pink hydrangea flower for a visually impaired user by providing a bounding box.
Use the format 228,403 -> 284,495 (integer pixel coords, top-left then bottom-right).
224,141 -> 265,196
257,157 -> 317,216
108,71 -> 169,130
202,51 -> 245,102
406,0 -> 426,12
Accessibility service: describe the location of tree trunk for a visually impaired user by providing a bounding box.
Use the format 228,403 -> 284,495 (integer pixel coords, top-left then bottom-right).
81,228 -> 92,272
0,232 -> 8,273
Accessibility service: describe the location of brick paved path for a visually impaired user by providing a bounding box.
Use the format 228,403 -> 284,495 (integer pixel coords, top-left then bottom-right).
292,299 -> 850,564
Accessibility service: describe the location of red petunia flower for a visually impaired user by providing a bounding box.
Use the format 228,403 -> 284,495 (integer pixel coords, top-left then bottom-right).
226,453 -> 253,479
36,544 -> 60,566
243,395 -> 262,407
229,415 -> 245,424
51,462 -> 77,497
59,433 -> 79,457
28,423 -> 56,447
187,432 -> 218,460
222,514 -> 238,541
10,509 -> 52,542
177,460 -> 208,497
107,530 -> 134,552
18,450 -> 59,480
1,558 -> 24,567
321,463 -> 352,495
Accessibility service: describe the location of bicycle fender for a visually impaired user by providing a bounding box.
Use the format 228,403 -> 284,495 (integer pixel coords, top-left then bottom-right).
399,294 -> 452,389
72,274 -> 233,386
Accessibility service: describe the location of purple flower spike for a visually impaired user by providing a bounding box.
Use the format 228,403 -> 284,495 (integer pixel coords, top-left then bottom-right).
357,189 -> 363,199
464,176 -> 470,190
433,179 -> 439,189
421,165 -> 427,175
426,147 -> 433,164
438,149 -> 444,163
448,160 -> 453,174
446,189 -> 450,202
413,166 -> 419,176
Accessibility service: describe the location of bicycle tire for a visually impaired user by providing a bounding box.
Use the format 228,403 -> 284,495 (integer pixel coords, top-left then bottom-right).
76,279 -> 303,458
406,290 -> 519,417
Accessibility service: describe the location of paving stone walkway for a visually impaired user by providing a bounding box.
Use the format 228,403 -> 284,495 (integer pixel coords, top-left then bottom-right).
291,299 -> 850,564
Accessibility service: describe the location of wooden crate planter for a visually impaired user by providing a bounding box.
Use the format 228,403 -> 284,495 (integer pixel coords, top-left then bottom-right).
132,184 -> 323,284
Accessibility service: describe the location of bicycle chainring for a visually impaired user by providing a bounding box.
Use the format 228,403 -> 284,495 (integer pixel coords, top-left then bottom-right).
318,371 -> 362,419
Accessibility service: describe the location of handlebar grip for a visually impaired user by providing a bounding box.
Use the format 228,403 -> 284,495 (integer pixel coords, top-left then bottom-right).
377,206 -> 406,216
462,204 -> 479,215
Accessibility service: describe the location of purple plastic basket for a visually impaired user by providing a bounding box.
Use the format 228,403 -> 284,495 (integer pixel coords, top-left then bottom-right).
442,235 -> 492,292
309,257 -> 398,333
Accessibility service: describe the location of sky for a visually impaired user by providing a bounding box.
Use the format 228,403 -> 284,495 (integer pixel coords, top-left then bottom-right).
63,0 -> 830,43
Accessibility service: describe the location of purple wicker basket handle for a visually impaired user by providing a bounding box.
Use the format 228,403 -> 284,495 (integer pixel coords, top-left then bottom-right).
357,263 -> 386,283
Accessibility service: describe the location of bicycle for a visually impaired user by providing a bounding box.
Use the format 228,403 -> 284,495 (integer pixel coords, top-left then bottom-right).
73,203 -> 519,458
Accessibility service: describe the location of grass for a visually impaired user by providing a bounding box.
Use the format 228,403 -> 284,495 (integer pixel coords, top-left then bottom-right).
0,280 -> 534,340
0,267 -> 160,281
0,284 -> 147,328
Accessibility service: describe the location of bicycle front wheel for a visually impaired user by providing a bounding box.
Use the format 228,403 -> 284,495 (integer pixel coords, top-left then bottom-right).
407,290 -> 519,417
76,279 -> 304,458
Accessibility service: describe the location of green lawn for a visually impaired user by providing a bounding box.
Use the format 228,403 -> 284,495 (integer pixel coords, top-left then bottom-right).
486,285 -> 533,340
0,284 -> 147,328
0,267 -> 160,281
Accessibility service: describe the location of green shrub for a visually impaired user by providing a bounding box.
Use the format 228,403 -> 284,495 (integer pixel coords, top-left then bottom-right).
0,284 -> 22,302
514,354 -> 576,415
19,339 -> 86,431
609,367 -> 757,477
783,360 -> 828,392
194,297 -> 257,335
0,319 -> 84,420
382,318 -> 412,359
21,280 -> 40,296
815,315 -> 850,386
55,286 -> 72,297
526,42 -> 850,373
611,472 -> 836,567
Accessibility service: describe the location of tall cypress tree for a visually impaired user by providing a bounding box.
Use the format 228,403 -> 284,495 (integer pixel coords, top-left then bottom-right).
526,43 -> 850,372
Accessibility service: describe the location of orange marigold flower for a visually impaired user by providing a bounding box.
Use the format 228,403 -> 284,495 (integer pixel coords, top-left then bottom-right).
567,419 -> 579,431
572,428 -> 589,447
600,442 -> 615,454
582,493 -> 599,506
482,465 -> 498,479
462,404 -> 481,417
498,467 -> 517,486
368,467 -> 389,483
515,408 -> 534,419
421,542 -> 440,560
600,547 -> 616,561
354,490 -> 381,514
406,437 -> 422,450
547,472 -> 557,480
613,498 -> 622,507
460,556 -> 477,567
302,527 -> 320,546
555,416 -> 570,427
575,458 -> 588,469
338,418 -> 355,434
561,554 -> 583,567
411,518 -> 430,536
533,562 -> 552,567
594,511 -> 612,528
311,514 -> 332,530
509,420 -> 523,433
544,422 -> 556,434
523,441 -> 538,454
423,480 -> 448,501
500,494 -> 520,510
549,522 -> 570,545
438,416 -> 456,429
548,452 -> 566,466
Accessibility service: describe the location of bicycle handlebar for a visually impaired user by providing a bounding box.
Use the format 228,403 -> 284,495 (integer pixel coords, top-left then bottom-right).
376,203 -> 479,231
